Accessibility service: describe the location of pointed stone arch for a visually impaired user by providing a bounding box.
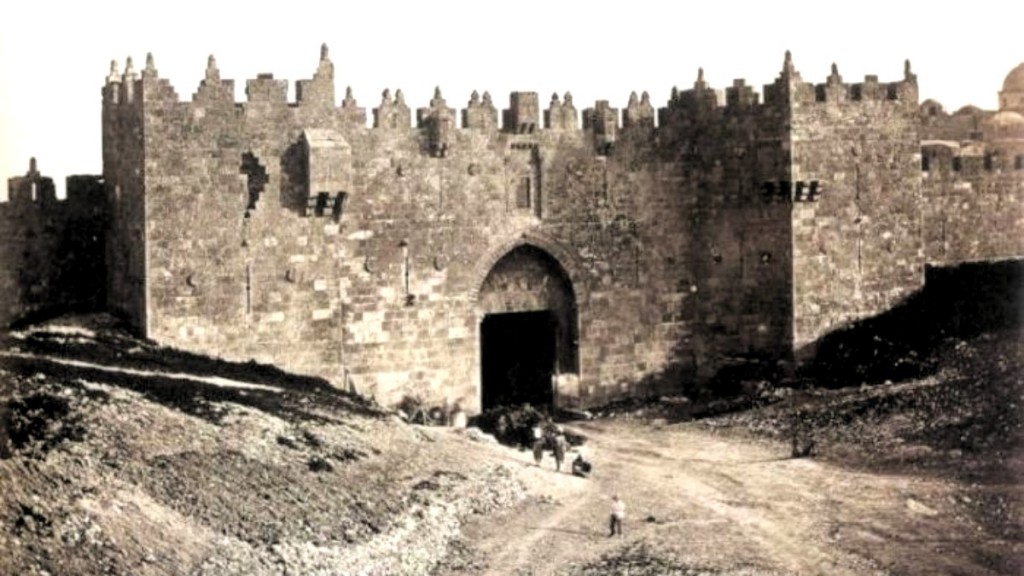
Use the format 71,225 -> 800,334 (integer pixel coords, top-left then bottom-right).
467,230 -> 589,306
473,231 -> 585,411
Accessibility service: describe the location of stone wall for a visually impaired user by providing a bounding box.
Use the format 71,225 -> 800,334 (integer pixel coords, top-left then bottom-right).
657,72 -> 795,380
92,48 -> 1023,411
102,49 -> 730,411
1,160 -> 106,327
921,142 -> 1024,265
917,95 -> 1024,267
102,58 -> 148,331
788,63 -> 925,356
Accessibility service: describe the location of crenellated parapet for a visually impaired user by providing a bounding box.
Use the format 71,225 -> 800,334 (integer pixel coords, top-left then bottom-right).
246,73 -> 288,106
417,87 -> 456,156
102,53 -> 180,112
373,88 -> 411,129
295,44 -> 335,108
922,141 -> 1024,176
658,68 -> 722,127
340,86 -> 367,126
192,55 -> 235,106
3,159 -> 106,217
725,79 -> 759,110
545,92 -> 578,131
61,45 -> 1024,410
582,101 -> 618,153
763,50 -> 814,105
5,157 -> 56,205
757,52 -> 919,109
1,159 -> 107,327
99,45 -> 921,157
623,91 -> 655,130
504,92 -> 540,134
463,90 -> 498,131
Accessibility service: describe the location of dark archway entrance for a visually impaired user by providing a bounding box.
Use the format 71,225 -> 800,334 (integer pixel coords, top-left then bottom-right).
480,310 -> 557,410
477,244 -> 578,412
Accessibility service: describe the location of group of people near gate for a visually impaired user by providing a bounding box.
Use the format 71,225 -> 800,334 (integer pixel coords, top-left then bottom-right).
531,418 -> 627,537
531,418 -> 591,477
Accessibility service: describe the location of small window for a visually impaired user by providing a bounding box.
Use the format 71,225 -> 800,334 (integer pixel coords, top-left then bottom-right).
1015,155 -> 1024,170
516,177 -> 531,208
984,154 -> 994,170
807,181 -> 820,202
332,192 -> 347,221
922,155 -> 930,171
241,152 -> 268,213
952,157 -> 962,172
313,192 -> 331,216
778,181 -> 792,202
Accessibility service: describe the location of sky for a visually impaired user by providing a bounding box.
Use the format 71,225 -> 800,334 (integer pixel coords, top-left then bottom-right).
1,1 -> 1021,198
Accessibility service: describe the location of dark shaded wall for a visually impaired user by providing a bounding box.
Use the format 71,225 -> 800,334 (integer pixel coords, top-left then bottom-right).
1,160 -> 106,327
102,58 -> 148,332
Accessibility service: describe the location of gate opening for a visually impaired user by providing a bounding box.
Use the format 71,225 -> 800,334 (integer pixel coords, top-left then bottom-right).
480,310 -> 557,411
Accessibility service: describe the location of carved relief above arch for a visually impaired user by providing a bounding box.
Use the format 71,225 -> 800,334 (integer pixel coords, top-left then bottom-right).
467,230 -> 589,306
474,233 -> 583,410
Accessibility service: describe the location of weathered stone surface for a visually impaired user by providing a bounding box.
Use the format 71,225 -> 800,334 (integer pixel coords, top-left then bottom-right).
1,160 -> 106,327
4,49 -> 1021,414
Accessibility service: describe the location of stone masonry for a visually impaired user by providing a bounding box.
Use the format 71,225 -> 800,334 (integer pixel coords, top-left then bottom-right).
1,159 -> 106,326
4,48 -> 1021,413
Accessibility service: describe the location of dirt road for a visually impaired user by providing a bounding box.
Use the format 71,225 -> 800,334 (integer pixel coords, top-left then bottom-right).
448,419 -> 1017,576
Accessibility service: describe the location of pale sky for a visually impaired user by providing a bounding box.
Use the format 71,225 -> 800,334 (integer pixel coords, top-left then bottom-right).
1,1 -> 1021,198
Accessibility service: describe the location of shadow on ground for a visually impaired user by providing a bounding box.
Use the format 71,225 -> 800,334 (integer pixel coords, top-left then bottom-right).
803,260 -> 1022,387
0,319 -> 385,428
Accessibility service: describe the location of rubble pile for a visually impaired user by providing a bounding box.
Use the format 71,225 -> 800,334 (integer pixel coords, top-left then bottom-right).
569,541 -> 780,576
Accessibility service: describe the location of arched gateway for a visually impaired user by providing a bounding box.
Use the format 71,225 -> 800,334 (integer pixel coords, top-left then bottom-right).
476,244 -> 579,411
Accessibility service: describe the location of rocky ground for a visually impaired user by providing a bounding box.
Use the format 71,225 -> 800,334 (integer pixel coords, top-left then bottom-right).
0,314 -> 1021,575
0,315 -> 527,575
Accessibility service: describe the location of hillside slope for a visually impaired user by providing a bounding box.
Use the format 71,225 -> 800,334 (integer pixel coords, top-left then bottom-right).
0,315 -> 526,575
1,315 -> 1020,575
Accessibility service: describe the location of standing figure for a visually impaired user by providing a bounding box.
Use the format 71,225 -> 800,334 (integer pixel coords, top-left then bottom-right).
552,430 -> 567,472
609,495 -> 626,537
531,423 -> 545,466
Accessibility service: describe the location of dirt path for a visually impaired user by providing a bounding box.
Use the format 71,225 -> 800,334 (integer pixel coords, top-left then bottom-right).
447,420 -> 1015,576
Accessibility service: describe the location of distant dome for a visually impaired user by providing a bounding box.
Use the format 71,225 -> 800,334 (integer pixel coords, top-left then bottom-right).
953,104 -> 983,116
1002,63 -> 1024,94
920,99 -> 946,116
987,110 -> 1024,128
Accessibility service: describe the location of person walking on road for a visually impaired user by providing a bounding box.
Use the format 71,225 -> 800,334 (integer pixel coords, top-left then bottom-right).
609,495 -> 626,537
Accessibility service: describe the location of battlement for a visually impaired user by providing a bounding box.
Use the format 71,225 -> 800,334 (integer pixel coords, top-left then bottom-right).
3,159 -> 106,210
101,47 -> 919,141
1,159 -> 107,328
762,52 -> 918,106
11,49 -> 1021,412
4,158 -> 56,205
921,141 -> 1024,175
